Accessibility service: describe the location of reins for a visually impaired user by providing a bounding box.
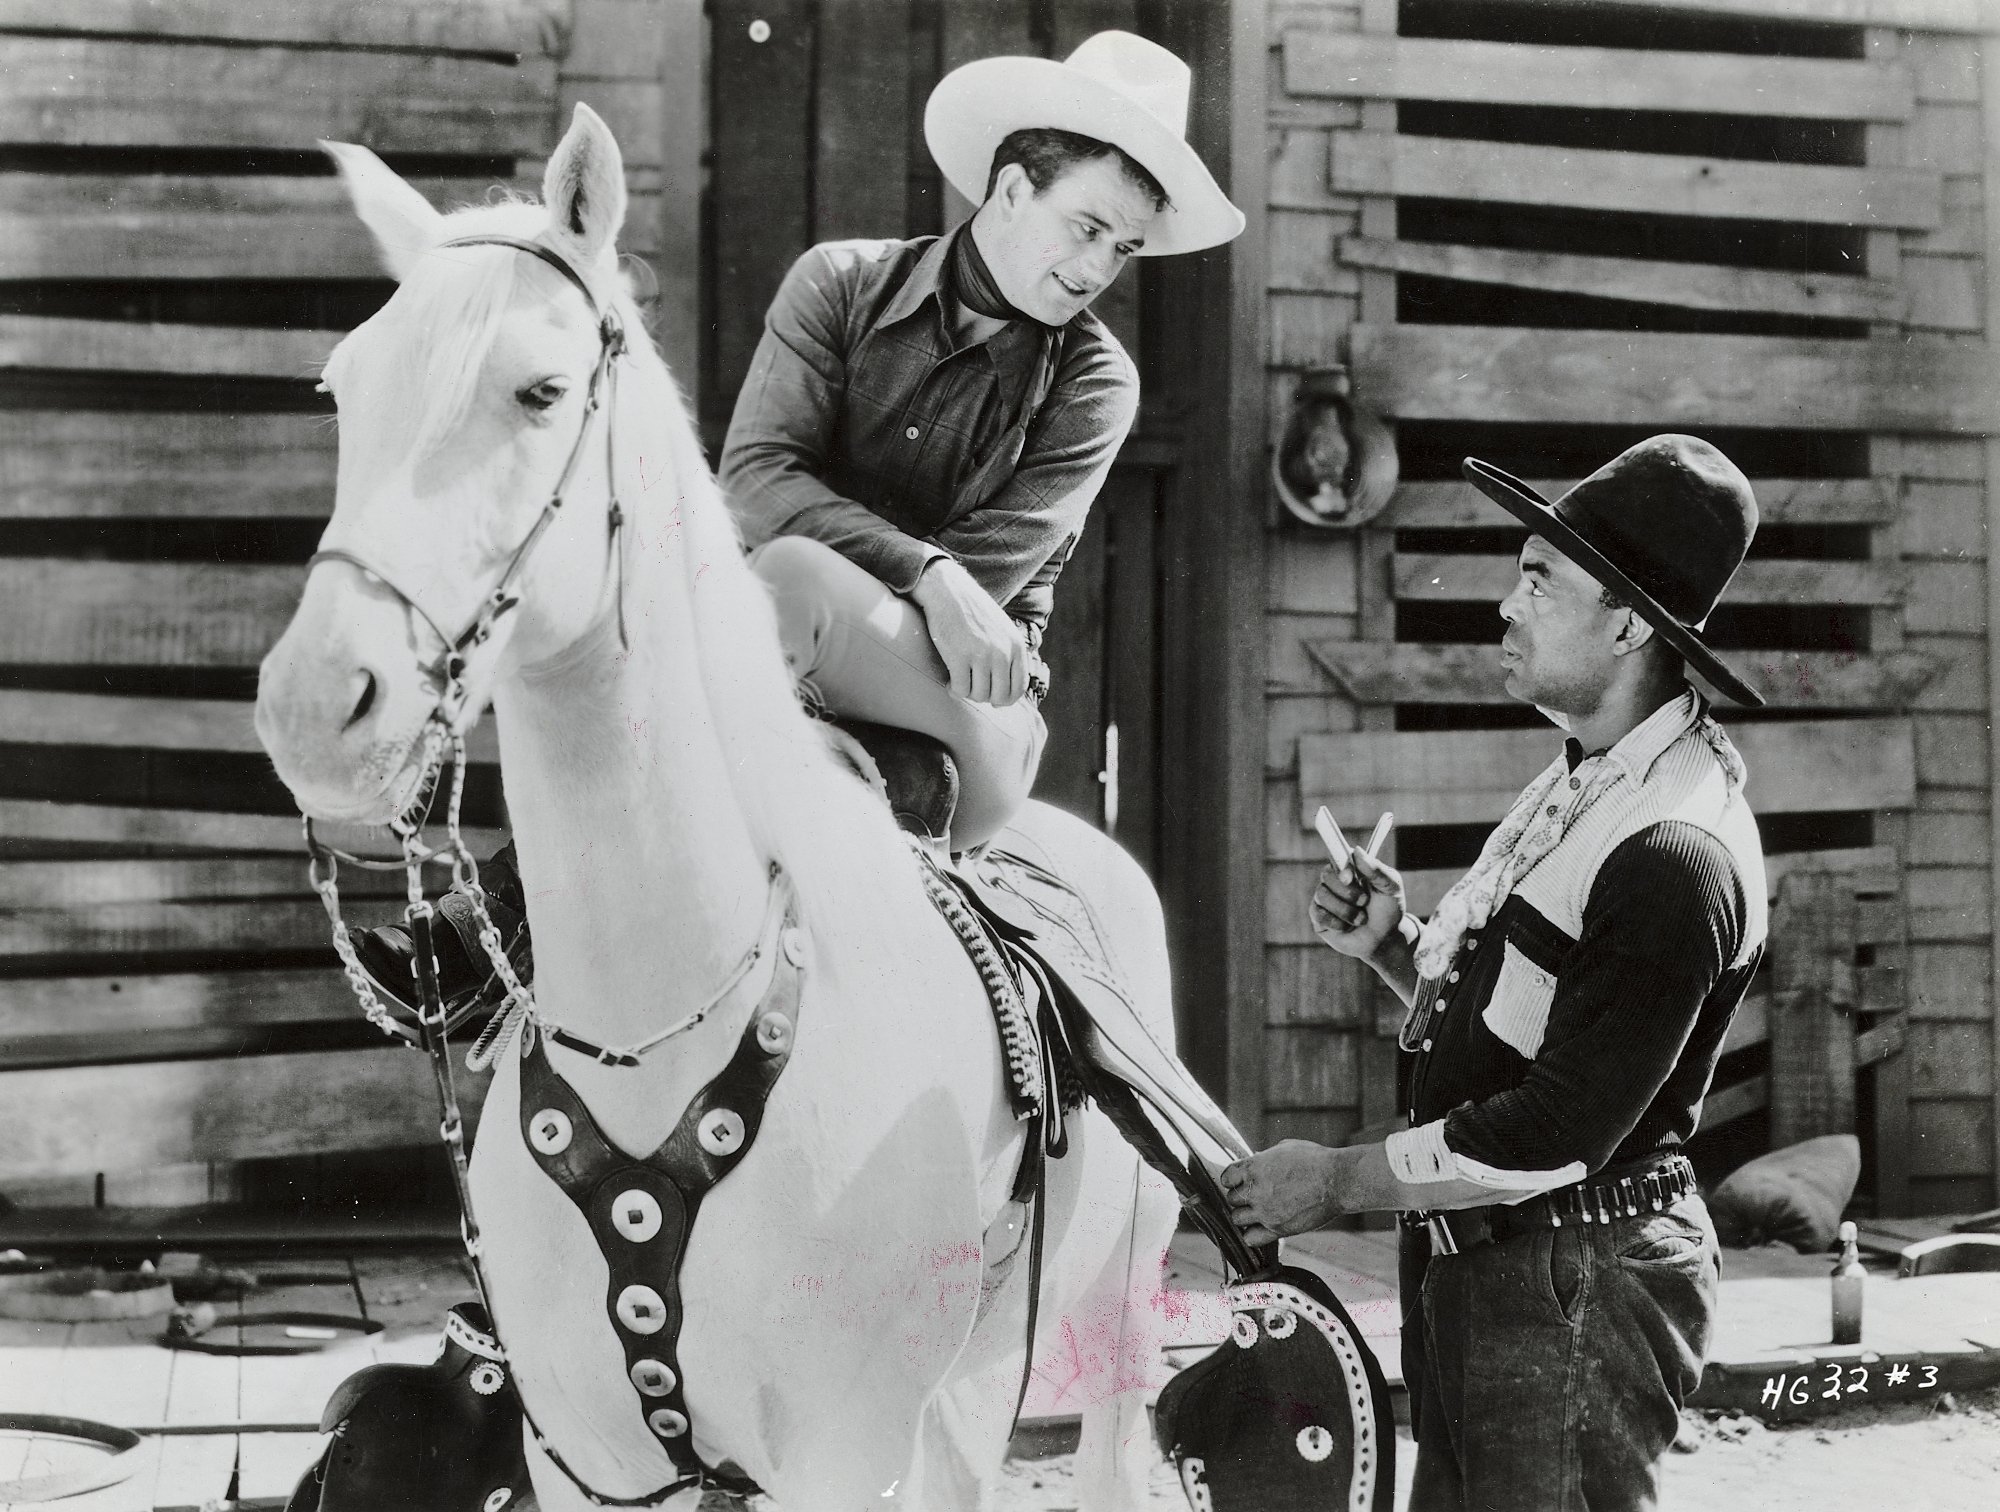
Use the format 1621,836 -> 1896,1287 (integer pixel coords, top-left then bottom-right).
302,234 -> 777,1507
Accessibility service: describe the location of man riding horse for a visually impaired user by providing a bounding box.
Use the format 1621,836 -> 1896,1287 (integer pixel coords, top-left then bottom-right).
354,30 -> 1242,1017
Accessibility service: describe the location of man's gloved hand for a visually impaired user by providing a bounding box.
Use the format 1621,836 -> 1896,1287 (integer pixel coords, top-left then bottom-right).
911,555 -> 1032,707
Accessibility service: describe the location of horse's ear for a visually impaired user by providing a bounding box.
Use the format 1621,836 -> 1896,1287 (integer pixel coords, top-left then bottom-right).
541,103 -> 627,266
323,141 -> 445,282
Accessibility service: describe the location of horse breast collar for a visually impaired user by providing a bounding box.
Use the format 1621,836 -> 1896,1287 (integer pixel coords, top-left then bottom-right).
512,894 -> 806,1501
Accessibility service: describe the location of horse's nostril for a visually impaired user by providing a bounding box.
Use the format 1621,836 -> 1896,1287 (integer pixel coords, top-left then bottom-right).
345,670 -> 378,730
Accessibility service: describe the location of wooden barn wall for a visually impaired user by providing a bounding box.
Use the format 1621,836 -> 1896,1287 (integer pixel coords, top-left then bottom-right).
0,0 -> 696,1207
1255,0 -> 2000,1216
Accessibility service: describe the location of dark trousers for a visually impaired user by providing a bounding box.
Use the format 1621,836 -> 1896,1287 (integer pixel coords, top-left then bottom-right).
1398,1194 -> 1720,1512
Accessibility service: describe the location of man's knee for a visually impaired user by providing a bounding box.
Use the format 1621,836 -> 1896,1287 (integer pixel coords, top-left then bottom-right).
748,536 -> 847,674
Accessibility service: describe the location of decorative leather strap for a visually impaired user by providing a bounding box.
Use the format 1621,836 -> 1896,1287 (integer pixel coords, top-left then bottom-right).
515,912 -> 806,1497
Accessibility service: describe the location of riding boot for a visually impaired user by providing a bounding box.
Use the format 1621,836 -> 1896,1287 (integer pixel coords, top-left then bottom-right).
351,843 -> 533,1016
831,718 -> 961,846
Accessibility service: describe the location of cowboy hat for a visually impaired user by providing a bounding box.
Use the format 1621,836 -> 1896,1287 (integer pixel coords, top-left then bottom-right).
924,30 -> 1244,256
1462,435 -> 1765,706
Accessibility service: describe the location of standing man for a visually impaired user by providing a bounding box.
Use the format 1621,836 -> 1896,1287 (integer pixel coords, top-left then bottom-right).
353,30 -> 1240,1011
1222,437 -> 1770,1511
722,28 -> 1241,850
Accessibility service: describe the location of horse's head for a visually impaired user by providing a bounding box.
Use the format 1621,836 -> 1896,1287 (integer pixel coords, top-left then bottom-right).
257,105 -> 634,824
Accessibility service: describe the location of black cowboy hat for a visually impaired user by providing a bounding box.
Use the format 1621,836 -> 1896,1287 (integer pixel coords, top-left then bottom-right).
1462,434 -> 1764,707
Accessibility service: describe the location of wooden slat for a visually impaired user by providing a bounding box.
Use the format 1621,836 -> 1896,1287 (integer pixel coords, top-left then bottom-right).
0,897 -> 397,960
0,0 -> 567,55
1546,0 -> 1996,34
0,798 -> 506,857
0,559 -> 298,664
1298,717 -> 1918,830
1349,325 -> 2000,435
0,315 -> 334,381
0,173 -> 528,281
0,858 -> 401,908
1306,641 -> 1940,711
0,411 -> 334,519
1338,236 -> 1908,323
0,1047 -> 488,1180
1701,1074 -> 1770,1129
708,0 -> 815,412
1394,554 -> 1907,607
814,0 -> 911,243
0,968 -> 356,1038
0,689 -> 501,764
1721,977 -> 1908,1058
1286,32 -> 1915,121
1385,476 -> 1897,529
0,37 -> 559,155
1334,135 -> 1941,230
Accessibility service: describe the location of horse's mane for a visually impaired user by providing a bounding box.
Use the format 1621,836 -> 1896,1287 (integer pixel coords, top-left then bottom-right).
407,197 -> 922,944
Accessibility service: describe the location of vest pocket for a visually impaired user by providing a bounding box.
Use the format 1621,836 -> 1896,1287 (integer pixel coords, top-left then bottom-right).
1482,939 -> 1557,1059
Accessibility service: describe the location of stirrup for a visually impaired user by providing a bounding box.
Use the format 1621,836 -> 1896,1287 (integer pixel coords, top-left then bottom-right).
827,717 -> 960,846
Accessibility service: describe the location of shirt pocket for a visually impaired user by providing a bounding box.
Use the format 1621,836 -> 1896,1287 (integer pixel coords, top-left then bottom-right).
1482,938 -> 1558,1059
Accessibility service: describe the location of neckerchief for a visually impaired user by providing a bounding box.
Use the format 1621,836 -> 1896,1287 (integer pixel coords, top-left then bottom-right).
1412,689 -> 1747,981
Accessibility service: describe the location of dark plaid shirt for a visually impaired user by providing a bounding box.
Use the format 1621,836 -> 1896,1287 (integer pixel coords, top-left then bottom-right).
719,228 -> 1138,636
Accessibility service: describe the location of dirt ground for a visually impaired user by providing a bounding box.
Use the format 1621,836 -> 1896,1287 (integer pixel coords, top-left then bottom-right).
987,1387 -> 2000,1511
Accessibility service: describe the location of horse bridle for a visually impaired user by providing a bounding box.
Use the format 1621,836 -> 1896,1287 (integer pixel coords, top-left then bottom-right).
300,235 -> 777,1506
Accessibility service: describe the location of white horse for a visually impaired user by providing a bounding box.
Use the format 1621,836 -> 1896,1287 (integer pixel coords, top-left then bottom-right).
255,105 -> 1197,1512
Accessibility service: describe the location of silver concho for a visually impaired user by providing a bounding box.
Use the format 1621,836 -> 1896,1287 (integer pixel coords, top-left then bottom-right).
1231,1312 -> 1259,1349
629,1358 -> 677,1397
468,1362 -> 506,1396
528,1108 -> 572,1155
698,1107 -> 746,1157
1263,1307 -> 1298,1339
1296,1424 -> 1334,1462
615,1284 -> 667,1335
755,1010 -> 793,1055
780,926 -> 807,967
484,1489 -> 513,1512
611,1188 -> 663,1243
647,1406 -> 690,1438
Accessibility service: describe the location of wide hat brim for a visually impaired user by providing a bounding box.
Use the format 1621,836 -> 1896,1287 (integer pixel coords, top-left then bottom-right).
925,55 -> 1244,256
1463,458 -> 1766,706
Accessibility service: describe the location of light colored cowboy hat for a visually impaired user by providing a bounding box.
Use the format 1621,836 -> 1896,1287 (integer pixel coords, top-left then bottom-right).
924,30 -> 1245,257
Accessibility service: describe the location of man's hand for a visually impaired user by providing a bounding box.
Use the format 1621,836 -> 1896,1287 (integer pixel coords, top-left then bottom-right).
1219,1140 -> 1348,1245
1310,847 -> 1408,961
911,556 -> 1031,707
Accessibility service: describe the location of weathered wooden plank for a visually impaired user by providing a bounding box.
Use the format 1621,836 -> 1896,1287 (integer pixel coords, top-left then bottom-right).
0,0 -> 567,55
1265,1025 -> 1360,1108
0,897 -> 397,960
1298,717 -> 1918,830
1337,236 -> 1907,323
564,0 -> 670,78
1700,1075 -> 1769,1129
1306,641 -> 1940,711
1334,135 -> 1941,230
1286,32 -> 1915,120
0,798 -> 505,857
1350,324 -> 2000,435
1395,554 -> 1907,607
0,315 -> 335,381
1909,1099 -> 1992,1178
0,560 -> 297,665
0,173 -> 527,281
0,689 -> 501,763
1385,476 -> 1897,529
1538,0 -> 1996,37
814,0 -> 911,243
0,411 -> 335,519
0,37 -> 559,155
0,1046 -> 485,1180
1770,869 -> 1859,1146
0,858 -> 402,908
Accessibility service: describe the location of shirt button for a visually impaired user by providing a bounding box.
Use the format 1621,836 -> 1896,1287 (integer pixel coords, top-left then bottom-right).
1547,804 -> 1559,817
1569,777 -> 1582,790
1437,1000 -> 1449,1013
1448,971 -> 1460,983
1421,1039 -> 1433,1051
904,425 -> 920,440
1466,938 -> 1478,952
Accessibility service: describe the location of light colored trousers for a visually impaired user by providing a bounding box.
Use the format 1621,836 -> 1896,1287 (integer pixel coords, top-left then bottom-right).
751,536 -> 1046,849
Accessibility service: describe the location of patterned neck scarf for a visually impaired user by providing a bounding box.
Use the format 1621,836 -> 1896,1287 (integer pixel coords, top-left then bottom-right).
1412,690 -> 1746,981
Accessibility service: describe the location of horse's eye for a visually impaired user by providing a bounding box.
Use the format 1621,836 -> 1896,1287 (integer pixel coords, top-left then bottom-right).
518,379 -> 567,413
